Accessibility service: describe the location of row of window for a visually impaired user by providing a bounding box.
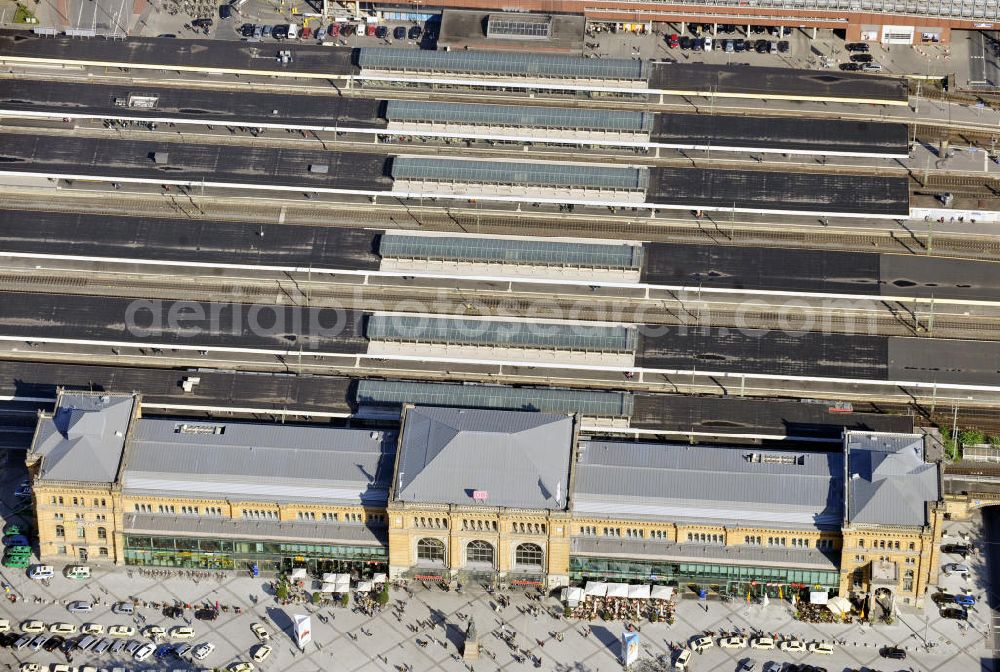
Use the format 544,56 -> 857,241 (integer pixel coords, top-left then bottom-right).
53,513 -> 106,522
413,517 -> 448,529
858,538 -> 914,551
55,545 -> 108,557
242,509 -> 278,520
511,522 -> 546,535
461,519 -> 498,532
295,512 -> 384,525
50,496 -> 108,508
415,538 -> 544,568
55,525 -> 107,540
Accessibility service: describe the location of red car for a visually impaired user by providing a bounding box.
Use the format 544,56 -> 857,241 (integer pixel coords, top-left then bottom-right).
667,33 -> 679,48
328,23 -> 339,37
366,23 -> 376,36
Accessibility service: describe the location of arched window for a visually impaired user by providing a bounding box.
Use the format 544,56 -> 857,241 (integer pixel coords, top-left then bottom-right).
416,538 -> 445,565
466,540 -> 495,567
515,543 -> 543,568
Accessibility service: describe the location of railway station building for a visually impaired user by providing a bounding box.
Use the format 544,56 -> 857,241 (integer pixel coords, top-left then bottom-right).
26,390 -> 944,609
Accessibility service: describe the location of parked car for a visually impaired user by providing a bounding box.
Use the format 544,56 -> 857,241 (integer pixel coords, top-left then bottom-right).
690,636 -> 714,652
194,608 -> 218,621
719,635 -> 747,649
163,605 -> 184,619
169,626 -> 196,639
807,641 -> 834,655
49,623 -> 77,635
846,42 -> 870,51
42,635 -> 63,652
3,535 -> 29,547
2,523 -> 27,536
674,649 -> 692,671
251,623 -> 270,642
123,639 -> 142,654
108,625 -> 137,638
945,562 -> 971,575
777,40 -> 790,53
940,606 -> 968,620
64,565 -> 90,580
81,623 -> 103,636
374,25 -> 387,39
191,17 -> 213,28
219,4 -> 231,19
67,601 -> 93,614
3,555 -> 28,568
393,26 -> 406,40
850,53 -> 873,63
14,483 -> 31,499
408,25 -> 422,40
366,23 -> 377,37
239,23 -> 254,36
20,621 -> 45,635
678,35 -> 691,49
193,641 -> 216,660
252,644 -> 272,662
155,642 -> 176,658
955,593 -> 976,607
29,634 -> 50,651
750,636 -> 775,650
92,637 -> 112,655
174,642 -> 193,657
881,646 -> 906,659
272,24 -> 288,39
28,565 -> 52,580
779,639 -> 806,652
76,634 -> 98,651
134,642 -> 155,661
863,62 -> 883,71
144,625 -> 165,640
109,638 -> 127,654
839,63 -> 861,71
942,543 -> 971,556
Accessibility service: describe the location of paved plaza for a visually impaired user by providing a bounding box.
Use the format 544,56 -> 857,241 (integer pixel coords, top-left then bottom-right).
0,523 -> 990,672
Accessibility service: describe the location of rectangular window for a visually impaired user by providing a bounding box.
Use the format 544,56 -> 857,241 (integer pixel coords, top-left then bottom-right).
76,527 -> 85,539
57,545 -> 66,555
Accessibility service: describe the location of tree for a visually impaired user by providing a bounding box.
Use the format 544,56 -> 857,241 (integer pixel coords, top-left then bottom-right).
276,582 -> 289,600
312,591 -> 323,605
375,585 -> 390,606
340,592 -> 350,607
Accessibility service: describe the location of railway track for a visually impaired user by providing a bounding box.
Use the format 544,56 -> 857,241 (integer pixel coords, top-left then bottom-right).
3,189 -> 1000,260
0,270 -> 997,341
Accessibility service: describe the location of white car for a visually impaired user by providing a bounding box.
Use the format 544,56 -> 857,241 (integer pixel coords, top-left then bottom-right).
808,641 -> 835,655
193,641 -> 216,660
81,623 -> 104,635
229,663 -> 255,672
169,625 -> 196,639
750,636 -> 775,650
690,636 -> 714,652
28,565 -> 53,580
719,635 -> 747,649
252,644 -> 273,662
945,562 -> 971,575
0,619 -> 8,633
779,639 -> 806,652
20,620 -> 45,634
143,625 -> 165,640
18,664 -> 40,672
49,622 -> 78,635
133,642 -> 155,661
250,622 -> 270,642
108,624 -> 137,638
674,649 -> 692,671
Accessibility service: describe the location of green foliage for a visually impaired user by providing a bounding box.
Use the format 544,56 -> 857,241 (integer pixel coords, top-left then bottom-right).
340,592 -> 350,607
275,582 -> 289,600
376,585 -> 390,606
13,3 -> 36,22
312,591 -> 323,605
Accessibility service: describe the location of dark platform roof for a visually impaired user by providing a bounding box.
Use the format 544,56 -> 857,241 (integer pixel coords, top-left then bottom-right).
356,380 -> 633,417
392,157 -> 647,191
0,133 -> 391,191
648,63 -> 908,104
651,113 -> 908,156
380,233 -> 642,269
125,513 -> 388,546
631,395 -> 913,438
0,30 -> 358,77
0,209 -> 380,270
366,315 -> 636,352
0,79 -> 386,130
357,47 -> 647,80
888,337 -> 1000,387
438,9 -> 585,54
0,360 -> 353,415
647,167 -> 910,216
384,100 -> 651,132
641,243 -> 881,293
0,292 -> 367,353
636,327 -> 889,379
879,254 -> 1000,301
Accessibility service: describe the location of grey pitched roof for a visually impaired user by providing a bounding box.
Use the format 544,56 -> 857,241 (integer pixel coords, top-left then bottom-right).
122,419 -> 396,506
846,431 -> 939,527
395,406 -> 573,510
31,392 -> 136,484
573,441 -> 844,530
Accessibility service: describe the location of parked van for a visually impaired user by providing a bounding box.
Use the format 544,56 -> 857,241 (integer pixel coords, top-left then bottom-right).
286,23 -> 299,39
65,565 -> 91,580
28,565 -> 53,580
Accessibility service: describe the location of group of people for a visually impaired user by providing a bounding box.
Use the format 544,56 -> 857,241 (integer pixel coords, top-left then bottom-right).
570,595 -> 675,623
